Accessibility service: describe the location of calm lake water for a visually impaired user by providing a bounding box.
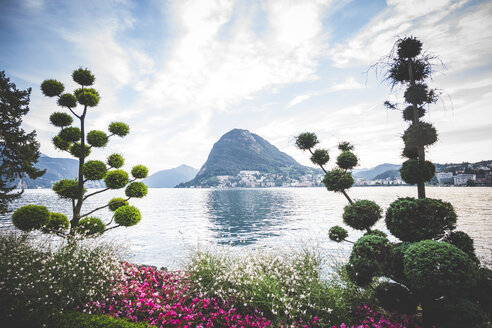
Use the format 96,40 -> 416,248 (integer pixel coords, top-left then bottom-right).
1,187 -> 491,268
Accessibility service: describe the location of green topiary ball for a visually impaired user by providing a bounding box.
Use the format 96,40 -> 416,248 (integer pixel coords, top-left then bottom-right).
109,122 -> 130,137
389,59 -> 430,83
108,198 -> 129,211
50,112 -> 73,127
337,151 -> 358,170
401,145 -> 418,159
295,132 -> 318,150
107,153 -> 124,168
77,217 -> 105,236
114,205 -> 141,227
338,141 -> 354,151
74,88 -> 100,107
45,212 -> 70,231
400,159 -> 435,184
310,149 -> 329,166
82,160 -> 107,181
402,105 -> 425,121
52,179 -> 85,199
52,136 -> 71,151
86,130 -> 108,148
403,240 -> 477,298
104,169 -> 129,189
364,229 -> 387,238
404,83 -> 429,105
343,200 -> 382,231
397,36 -> 422,59
72,68 -> 95,86
57,93 -> 77,108
322,168 -> 354,192
131,165 -> 148,179
385,197 -> 456,242
374,282 -> 418,314
59,127 -> 81,143
329,225 -> 348,242
125,182 -> 148,198
41,79 -> 64,97
12,205 -> 50,231
402,122 -> 438,147
443,231 -> 479,264
69,143 -> 91,158
429,297 -> 487,328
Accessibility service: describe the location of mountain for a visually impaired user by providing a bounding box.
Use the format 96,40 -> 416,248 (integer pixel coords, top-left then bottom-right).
179,128 -> 319,187
373,169 -> 401,180
353,163 -> 402,180
143,165 -> 198,188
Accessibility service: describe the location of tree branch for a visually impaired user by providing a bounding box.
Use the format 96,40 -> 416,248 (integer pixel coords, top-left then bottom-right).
83,187 -> 110,200
104,224 -> 121,232
81,197 -> 130,219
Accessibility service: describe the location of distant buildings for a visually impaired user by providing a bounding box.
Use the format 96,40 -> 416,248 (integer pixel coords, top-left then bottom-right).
453,174 -> 476,186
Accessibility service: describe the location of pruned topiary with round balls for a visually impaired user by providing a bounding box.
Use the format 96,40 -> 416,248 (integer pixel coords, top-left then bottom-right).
86,130 -> 108,148
104,170 -> 129,189
389,59 -> 430,83
310,149 -> 329,166
131,165 -> 148,179
57,93 -> 77,108
402,122 -> 437,147
45,212 -> 69,231
59,127 -> 81,143
69,143 -> 91,158
374,282 -> 417,314
12,205 -> 50,231
114,205 -> 141,227
41,79 -> 64,97
443,231 -> 479,264
397,36 -> 422,59
82,160 -> 107,181
52,135 -> 71,151
404,83 -> 430,105
74,88 -> 100,107
385,197 -> 457,242
295,132 -> 318,150
50,112 -> 73,127
107,153 -> 124,168
72,68 -> 95,86
343,200 -> 382,231
336,151 -> 358,170
400,159 -> 435,184
125,182 -> 148,198
363,229 -> 387,238
109,122 -> 130,137
52,179 -> 85,200
401,144 -> 418,159
108,197 -> 129,211
338,141 -> 354,151
77,217 -> 105,236
322,168 -> 354,192
402,105 -> 425,122
328,225 -> 348,242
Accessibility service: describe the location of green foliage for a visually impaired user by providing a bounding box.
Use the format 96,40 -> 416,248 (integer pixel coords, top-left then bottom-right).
78,217 -> 105,236
45,212 -> 70,231
114,205 -> 141,226
402,122 -> 438,147
72,68 -> 95,86
403,83 -> 431,105
57,93 -> 77,108
74,88 -> 100,107
295,132 -> 318,150
374,282 -> 417,314
41,79 -> 64,97
107,153 -> 124,168
476,267 -> 492,318
87,130 -> 108,148
69,142 -> 91,158
385,197 -> 457,242
397,36 -> 422,59
125,182 -> 148,198
310,148 -> 329,166
108,197 -> 129,211
322,168 -> 354,192
52,135 -> 71,151
401,144 -> 418,159
131,165 -> 148,179
343,200 -> 382,231
443,231 -> 479,264
329,225 -> 348,242
109,122 -> 130,137
336,151 -> 358,170
400,159 -> 435,184
82,160 -> 107,181
104,169 -> 129,189
389,59 -> 430,83
50,112 -> 73,127
402,105 -> 425,121
364,229 -> 387,238
430,297 -> 487,328
53,179 -> 85,200
51,311 -> 151,328
59,127 -> 81,142
338,141 -> 354,151
12,205 -> 50,231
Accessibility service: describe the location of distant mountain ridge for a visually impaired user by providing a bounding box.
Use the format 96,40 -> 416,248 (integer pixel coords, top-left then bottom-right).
144,165 -> 198,188
352,163 -> 402,180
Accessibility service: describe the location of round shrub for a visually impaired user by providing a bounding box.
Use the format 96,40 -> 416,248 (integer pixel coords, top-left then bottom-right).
107,153 -> 124,168
104,169 -> 129,189
402,122 -> 438,147
364,229 -> 387,238
343,200 -> 382,231
402,105 -> 425,121
77,217 -> 105,236
41,79 -> 64,97
53,179 -> 85,199
443,231 -> 479,264
310,149 -> 329,166
108,197 -> 129,211
374,282 -> 417,314
429,298 -> 487,328
114,205 -> 141,227
69,143 -> 91,158
385,197 -> 456,242
72,68 -> 95,86
86,130 -> 108,148
404,83 -> 430,105
476,267 -> 492,318
74,88 -> 100,107
397,36 -> 422,59
125,182 -> 148,198
322,168 -> 354,192
328,225 -> 348,242
52,135 -> 71,151
403,240 -> 477,298
338,141 -> 354,151
336,151 -> 358,170
82,160 -> 107,181
109,122 -> 129,137
57,93 -> 77,108
400,159 -> 435,185
389,59 -> 430,83
12,205 -> 50,231
50,112 -> 73,127
131,165 -> 148,179
401,144 -> 418,159
59,127 -> 81,142
295,132 -> 318,150
45,212 -> 70,231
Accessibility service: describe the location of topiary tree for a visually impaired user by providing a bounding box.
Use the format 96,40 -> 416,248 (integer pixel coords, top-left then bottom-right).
295,37 -> 491,327
11,68 -> 148,238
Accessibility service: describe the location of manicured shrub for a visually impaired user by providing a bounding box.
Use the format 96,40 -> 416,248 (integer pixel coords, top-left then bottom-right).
86,130 -> 108,148
295,132 -> 318,150
338,141 -> 354,151
12,205 -> 50,231
131,165 -> 148,179
400,159 -> 435,184
428,297 -> 487,328
343,200 -> 382,231
329,225 -> 348,242
41,79 -> 64,97
78,217 -> 105,236
58,93 -> 77,108
107,153 -> 124,168
108,197 -> 129,211
336,151 -> 358,170
374,282 -> 417,314
114,206 -> 141,226
74,88 -> 100,107
53,135 -> 71,151
50,112 -> 73,127
72,67 -> 95,86
45,212 -> 70,231
53,179 -> 84,199
59,127 -> 81,142
310,149 -> 330,166
323,168 -> 354,192
125,182 -> 148,198
402,122 -> 438,147
82,160 -> 107,181
109,122 -> 130,137
443,230 -> 479,264
402,105 -> 425,121
104,170 -> 129,189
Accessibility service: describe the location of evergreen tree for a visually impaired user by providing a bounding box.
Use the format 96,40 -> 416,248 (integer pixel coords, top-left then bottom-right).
0,71 -> 45,214
11,68 -> 149,237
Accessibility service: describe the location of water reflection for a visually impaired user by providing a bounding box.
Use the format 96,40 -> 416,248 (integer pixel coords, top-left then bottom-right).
205,189 -> 295,245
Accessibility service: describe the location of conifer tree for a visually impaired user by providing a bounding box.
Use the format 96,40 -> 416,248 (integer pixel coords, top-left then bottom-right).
11,68 -> 149,237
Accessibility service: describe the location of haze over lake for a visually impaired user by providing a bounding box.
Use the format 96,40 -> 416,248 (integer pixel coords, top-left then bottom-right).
1,187 -> 491,269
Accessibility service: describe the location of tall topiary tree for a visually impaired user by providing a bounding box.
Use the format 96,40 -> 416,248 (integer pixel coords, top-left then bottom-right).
295,37 -> 491,327
11,68 -> 149,238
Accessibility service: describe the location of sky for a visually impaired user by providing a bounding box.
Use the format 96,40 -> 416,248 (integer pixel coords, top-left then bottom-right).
1,0 -> 491,174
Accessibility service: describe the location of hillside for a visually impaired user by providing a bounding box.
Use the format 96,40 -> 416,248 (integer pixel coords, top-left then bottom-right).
353,163 -> 402,180
144,165 -> 198,188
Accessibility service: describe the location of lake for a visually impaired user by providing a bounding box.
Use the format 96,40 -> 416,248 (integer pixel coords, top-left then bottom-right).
1,187 -> 491,269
